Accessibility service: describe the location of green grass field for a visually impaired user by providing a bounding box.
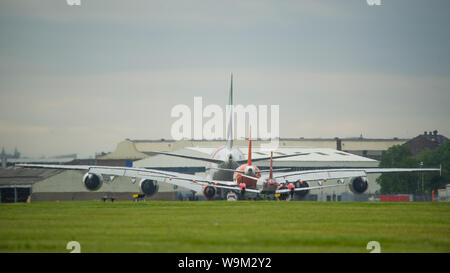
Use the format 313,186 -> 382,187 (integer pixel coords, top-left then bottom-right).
0,201 -> 449,253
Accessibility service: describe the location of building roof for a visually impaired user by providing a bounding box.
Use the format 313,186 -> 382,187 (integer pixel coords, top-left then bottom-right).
7,157 -> 77,164
404,131 -> 448,156
96,140 -> 149,160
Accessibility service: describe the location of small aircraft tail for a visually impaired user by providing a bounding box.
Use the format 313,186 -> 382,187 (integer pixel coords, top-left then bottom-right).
269,152 -> 273,179
226,73 -> 233,150
248,126 -> 252,166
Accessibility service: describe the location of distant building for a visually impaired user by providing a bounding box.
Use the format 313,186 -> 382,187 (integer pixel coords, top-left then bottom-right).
404,130 -> 448,156
338,137 -> 408,160
0,147 -> 21,159
0,168 -> 61,203
0,167 -> 176,203
6,154 -> 79,167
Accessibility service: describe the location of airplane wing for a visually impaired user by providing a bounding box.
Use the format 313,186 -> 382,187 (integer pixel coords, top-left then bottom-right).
276,183 -> 347,194
146,152 -> 224,164
149,152 -> 310,165
206,167 -> 291,174
272,167 -> 440,194
15,164 -> 241,194
271,167 -> 441,182
235,153 -> 310,164
364,168 -> 442,175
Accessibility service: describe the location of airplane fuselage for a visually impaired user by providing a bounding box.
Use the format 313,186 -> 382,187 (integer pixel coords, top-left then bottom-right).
206,145 -> 245,181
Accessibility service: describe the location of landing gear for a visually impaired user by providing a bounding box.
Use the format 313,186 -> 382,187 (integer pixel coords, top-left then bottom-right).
240,189 -> 246,200
189,190 -> 198,201
289,190 -> 295,201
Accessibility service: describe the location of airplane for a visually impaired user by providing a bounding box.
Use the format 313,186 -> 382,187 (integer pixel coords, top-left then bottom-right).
149,73 -> 308,183
15,74 -> 441,201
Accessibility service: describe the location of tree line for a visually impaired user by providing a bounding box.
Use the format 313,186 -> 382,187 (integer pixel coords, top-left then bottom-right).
376,141 -> 449,194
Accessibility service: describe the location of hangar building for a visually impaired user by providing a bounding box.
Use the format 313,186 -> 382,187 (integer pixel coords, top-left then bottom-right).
0,168 -> 178,203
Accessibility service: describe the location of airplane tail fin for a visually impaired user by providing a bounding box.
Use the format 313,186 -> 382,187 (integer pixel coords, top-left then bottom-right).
269,151 -> 273,179
247,126 -> 252,166
226,73 -> 233,150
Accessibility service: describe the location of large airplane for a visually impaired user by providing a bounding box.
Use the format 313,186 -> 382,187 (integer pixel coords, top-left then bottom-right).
16,75 -> 441,201
151,73 -> 307,183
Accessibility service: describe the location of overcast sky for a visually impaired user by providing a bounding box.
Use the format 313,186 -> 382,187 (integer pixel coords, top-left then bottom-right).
0,0 -> 449,157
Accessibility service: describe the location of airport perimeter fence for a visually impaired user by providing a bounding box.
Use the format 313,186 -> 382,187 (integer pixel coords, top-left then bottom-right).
373,192 -> 442,202
320,192 -> 444,202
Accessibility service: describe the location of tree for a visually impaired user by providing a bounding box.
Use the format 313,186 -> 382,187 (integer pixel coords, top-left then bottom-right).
376,145 -> 419,194
376,141 -> 450,194
416,140 -> 449,192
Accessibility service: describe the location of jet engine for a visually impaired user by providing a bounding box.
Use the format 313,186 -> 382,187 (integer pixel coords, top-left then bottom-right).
139,179 -> 159,197
349,176 -> 368,194
294,180 -> 310,200
83,173 -> 103,191
202,185 -> 216,200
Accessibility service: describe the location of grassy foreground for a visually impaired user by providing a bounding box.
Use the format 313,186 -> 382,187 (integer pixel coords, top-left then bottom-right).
0,201 -> 449,253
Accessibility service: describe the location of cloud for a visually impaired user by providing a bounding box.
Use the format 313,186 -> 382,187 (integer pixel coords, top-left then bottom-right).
0,0 -> 449,156
0,0 -> 348,26
1,68 -> 449,156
